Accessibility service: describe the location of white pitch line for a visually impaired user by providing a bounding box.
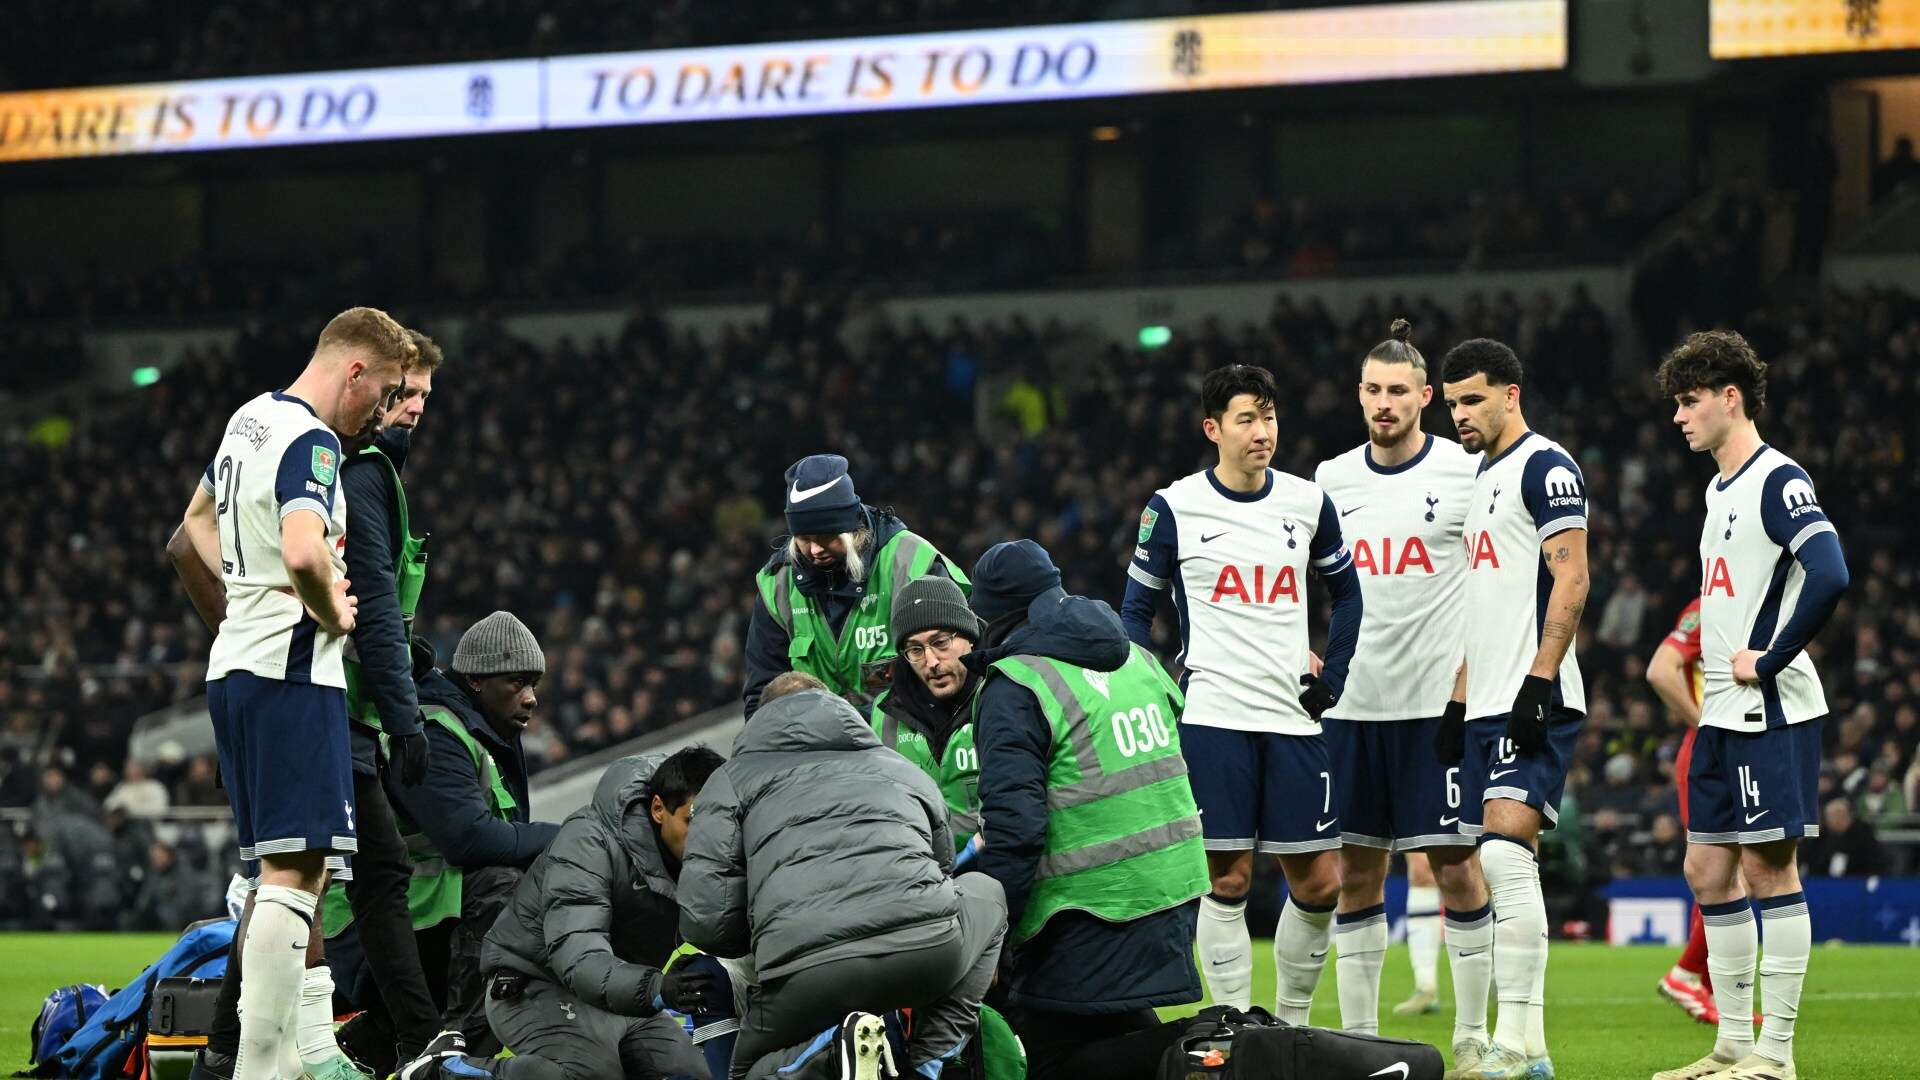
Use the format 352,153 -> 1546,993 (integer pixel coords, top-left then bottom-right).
1547,990 -> 1920,1006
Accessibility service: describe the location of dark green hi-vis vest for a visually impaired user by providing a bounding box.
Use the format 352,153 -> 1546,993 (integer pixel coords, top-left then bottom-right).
320,706 -> 515,937
976,644 -> 1209,944
755,529 -> 968,707
342,443 -> 429,731
871,689 -> 980,848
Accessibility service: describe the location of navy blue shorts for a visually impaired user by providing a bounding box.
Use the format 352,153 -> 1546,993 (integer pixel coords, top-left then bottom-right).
1458,711 -> 1583,835
208,671 -> 356,863
1687,718 -> 1825,846
1180,724 -> 1340,855
1322,716 -> 1474,851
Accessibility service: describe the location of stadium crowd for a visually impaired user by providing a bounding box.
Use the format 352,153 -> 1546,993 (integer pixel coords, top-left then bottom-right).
2,278 -> 1915,929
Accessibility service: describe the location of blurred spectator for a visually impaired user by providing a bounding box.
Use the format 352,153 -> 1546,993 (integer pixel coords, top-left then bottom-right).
0,747 -> 36,808
174,756 -> 226,808
1800,798 -> 1890,878
105,760 -> 172,818
131,840 -> 217,931
34,766 -> 100,820
1873,136 -> 1920,203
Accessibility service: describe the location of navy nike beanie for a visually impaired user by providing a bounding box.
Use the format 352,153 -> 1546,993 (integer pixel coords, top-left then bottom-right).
783,453 -> 865,537
969,539 -> 1063,624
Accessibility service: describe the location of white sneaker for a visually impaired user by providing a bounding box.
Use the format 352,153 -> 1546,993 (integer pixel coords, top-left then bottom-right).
838,1013 -> 895,1080
1444,1034 -> 1491,1080
1713,1054 -> 1795,1080
397,1031 -> 467,1080
1394,987 -> 1443,1016
1651,1052 -> 1741,1080
1471,1043 -> 1554,1079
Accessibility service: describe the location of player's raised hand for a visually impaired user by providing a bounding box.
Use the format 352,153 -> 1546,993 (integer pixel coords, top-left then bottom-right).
1433,699 -> 1467,764
1506,674 -> 1553,753
1730,649 -> 1762,685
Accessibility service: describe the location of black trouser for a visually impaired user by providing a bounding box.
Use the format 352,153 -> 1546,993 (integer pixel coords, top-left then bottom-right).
1004,1007 -> 1184,1080
207,729 -> 442,1063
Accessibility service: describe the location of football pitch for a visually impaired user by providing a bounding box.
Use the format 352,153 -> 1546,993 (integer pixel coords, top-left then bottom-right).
4,934 -> 1915,1079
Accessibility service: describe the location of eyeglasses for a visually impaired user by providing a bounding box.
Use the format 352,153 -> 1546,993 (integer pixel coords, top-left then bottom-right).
901,632 -> 959,664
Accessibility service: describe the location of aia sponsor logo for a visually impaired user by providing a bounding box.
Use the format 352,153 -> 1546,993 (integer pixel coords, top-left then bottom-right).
1465,530 -> 1500,570
1209,564 -> 1299,604
1350,536 -> 1436,576
1702,556 -> 1736,597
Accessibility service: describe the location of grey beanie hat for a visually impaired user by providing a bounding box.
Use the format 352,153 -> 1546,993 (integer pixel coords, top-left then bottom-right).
452,611 -> 546,676
891,576 -> 982,650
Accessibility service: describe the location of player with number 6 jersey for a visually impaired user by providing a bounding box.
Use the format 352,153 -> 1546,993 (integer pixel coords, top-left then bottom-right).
1438,338 -> 1591,1080
1313,320 -> 1495,1063
1652,331 -> 1849,1080
1121,363 -> 1364,1028
178,307 -> 413,1080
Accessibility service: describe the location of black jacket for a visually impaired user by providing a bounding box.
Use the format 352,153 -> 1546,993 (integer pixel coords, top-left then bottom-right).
388,669 -> 558,871
971,587 -> 1203,1014
678,688 -> 960,980
342,427 -> 420,738
742,505 -> 952,717
482,755 -> 683,1016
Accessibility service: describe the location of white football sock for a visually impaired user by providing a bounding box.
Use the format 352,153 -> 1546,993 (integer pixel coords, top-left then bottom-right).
235,885 -> 317,1080
1274,897 -> 1334,1025
1757,892 -> 1810,1068
1701,897 -> 1758,1062
1334,904 -> 1388,1033
298,966 -> 345,1067
1405,884 -> 1442,993
1480,837 -> 1547,1059
1444,902 -> 1494,1041
1196,893 -> 1253,1009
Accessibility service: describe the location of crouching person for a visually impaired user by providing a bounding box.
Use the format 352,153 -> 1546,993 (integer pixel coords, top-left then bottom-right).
679,672 -> 1007,1080
449,747 -> 727,1080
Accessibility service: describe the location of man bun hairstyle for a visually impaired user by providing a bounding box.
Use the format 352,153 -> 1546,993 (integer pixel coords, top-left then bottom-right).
1201,363 -> 1279,420
1363,318 -> 1427,380
1441,337 -> 1524,387
316,306 -> 416,371
1655,330 -> 1768,420
652,745 -> 725,813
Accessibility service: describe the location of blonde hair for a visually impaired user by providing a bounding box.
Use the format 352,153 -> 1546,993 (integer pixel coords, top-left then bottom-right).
315,307 -> 415,371
788,528 -> 872,583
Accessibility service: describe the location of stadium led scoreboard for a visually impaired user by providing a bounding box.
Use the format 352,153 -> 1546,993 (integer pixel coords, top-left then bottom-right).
1711,0 -> 1920,57
0,0 -> 1568,164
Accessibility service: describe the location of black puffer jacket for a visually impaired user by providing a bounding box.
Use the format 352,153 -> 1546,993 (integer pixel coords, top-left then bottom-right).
481,755 -> 681,1016
678,688 -> 959,980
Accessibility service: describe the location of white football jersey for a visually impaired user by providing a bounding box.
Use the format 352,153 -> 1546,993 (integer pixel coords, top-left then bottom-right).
1461,432 -> 1587,720
203,392 -> 350,688
1314,433 -> 1478,721
1128,468 -> 1352,735
1698,445 -> 1833,731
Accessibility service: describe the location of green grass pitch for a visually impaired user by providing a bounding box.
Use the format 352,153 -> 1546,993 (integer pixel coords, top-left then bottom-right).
4,934 -> 1915,1078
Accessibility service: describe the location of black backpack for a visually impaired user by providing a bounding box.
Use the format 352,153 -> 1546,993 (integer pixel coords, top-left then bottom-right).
1157,1006 -> 1443,1080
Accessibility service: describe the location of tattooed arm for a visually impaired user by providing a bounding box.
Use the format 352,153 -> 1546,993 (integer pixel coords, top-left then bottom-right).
1530,529 -> 1589,679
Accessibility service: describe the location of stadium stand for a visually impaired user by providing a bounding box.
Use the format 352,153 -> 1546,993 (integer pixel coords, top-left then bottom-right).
2,275 -> 1916,928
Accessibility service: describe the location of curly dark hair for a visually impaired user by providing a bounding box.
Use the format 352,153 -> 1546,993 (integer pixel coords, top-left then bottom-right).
1656,330 -> 1768,419
1441,338 -> 1523,387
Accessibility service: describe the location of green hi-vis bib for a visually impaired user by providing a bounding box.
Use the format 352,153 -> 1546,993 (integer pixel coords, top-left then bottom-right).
871,690 -> 981,848
977,645 -> 1209,944
343,444 -> 430,732
321,706 -> 514,937
755,529 -> 968,708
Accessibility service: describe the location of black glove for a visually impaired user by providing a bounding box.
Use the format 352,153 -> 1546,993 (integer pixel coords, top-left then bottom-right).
391,725 -> 432,787
409,634 -> 437,682
1433,700 -> 1468,765
655,956 -> 720,1014
1506,674 -> 1555,754
1297,674 -> 1337,720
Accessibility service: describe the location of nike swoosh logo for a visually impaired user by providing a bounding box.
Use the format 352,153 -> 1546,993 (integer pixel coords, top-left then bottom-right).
1455,948 -> 1487,958
1440,816 -> 1460,826
789,477 -> 843,503
1370,1065 -> 1411,1079
1316,819 -> 1336,831
1745,810 -> 1769,824
1209,958 -> 1233,967
1341,506 -> 1365,517
1201,532 -> 1228,543
1489,768 -> 1518,780
1310,950 -> 1329,959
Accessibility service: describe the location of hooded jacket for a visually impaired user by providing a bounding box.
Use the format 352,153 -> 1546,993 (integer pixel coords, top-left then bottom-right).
481,755 -> 682,1016
741,505 -> 952,717
971,587 -> 1203,1014
388,669 -> 558,871
677,688 -> 960,980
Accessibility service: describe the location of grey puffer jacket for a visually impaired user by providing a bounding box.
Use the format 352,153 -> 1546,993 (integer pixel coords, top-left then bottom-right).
481,754 -> 681,1016
677,688 -> 959,980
